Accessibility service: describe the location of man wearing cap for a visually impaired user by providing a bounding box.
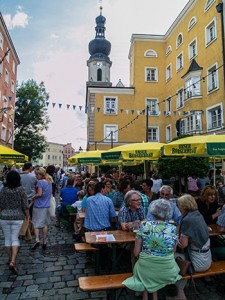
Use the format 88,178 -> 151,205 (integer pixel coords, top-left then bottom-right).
146,185 -> 181,225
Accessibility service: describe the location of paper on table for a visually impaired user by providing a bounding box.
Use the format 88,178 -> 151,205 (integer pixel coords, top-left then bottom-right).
96,234 -> 116,242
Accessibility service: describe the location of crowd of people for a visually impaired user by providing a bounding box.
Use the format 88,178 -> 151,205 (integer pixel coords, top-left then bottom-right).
1,163 -> 225,299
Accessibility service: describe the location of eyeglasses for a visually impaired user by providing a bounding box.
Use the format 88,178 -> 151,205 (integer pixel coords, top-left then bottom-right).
161,193 -> 170,197
131,198 -> 141,202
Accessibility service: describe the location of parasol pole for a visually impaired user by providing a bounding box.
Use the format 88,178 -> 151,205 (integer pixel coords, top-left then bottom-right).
144,161 -> 147,179
213,158 -> 216,186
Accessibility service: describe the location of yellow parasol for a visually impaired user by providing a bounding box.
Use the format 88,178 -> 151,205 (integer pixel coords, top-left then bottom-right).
101,142 -> 165,161
68,150 -> 104,165
0,146 -> 28,162
163,135 -> 225,157
162,135 -> 225,186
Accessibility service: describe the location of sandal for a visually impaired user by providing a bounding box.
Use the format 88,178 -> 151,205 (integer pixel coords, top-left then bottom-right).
9,262 -> 18,275
30,241 -> 40,251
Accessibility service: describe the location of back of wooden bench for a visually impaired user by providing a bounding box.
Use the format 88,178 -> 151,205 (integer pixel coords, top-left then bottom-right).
78,260 -> 225,292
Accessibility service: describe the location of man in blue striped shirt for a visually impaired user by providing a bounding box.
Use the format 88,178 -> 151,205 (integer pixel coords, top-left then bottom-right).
84,182 -> 116,231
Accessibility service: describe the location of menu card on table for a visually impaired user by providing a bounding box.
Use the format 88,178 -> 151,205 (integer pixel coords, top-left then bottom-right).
96,234 -> 116,242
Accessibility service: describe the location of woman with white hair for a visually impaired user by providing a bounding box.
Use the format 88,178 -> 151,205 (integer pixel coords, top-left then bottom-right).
123,199 -> 181,300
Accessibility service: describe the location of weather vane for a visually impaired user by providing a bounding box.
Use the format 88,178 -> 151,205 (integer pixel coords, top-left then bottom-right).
99,0 -> 103,12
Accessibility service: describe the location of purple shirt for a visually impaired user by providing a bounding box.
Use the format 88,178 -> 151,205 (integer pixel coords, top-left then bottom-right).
34,180 -> 52,208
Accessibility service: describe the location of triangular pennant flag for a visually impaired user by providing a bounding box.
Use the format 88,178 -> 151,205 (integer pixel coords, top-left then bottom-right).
164,111 -> 166,116
67,104 -> 70,110
126,110 -> 129,115
33,100 -> 37,106
120,109 -> 123,113
73,105 -> 76,110
52,103 -> 56,108
97,107 -> 100,112
20,98 -> 24,104
46,102 -> 49,107
85,106 -> 88,113
173,111 -> 176,116
131,110 -> 135,115
178,111 -> 181,116
79,106 -> 82,111
137,110 -> 140,115
142,109 -> 145,114
59,103 -> 62,109
15,97 -> 19,103
158,111 -> 161,115
91,106 -> 94,112
8,96 -> 12,101
27,99 -> 31,105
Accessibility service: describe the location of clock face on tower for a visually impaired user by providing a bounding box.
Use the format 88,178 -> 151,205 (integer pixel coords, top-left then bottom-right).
97,61 -> 103,68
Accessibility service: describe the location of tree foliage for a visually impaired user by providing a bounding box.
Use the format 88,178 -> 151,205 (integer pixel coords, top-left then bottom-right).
156,135 -> 211,193
157,156 -> 210,179
14,80 -> 50,160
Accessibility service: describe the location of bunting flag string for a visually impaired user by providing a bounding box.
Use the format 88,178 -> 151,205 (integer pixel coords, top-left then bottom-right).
15,97 -> 210,117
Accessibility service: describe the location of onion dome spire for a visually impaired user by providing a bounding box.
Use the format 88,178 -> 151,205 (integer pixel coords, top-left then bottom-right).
88,6 -> 111,60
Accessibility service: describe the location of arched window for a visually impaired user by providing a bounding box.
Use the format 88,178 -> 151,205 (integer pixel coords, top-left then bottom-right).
166,45 -> 172,56
144,49 -> 157,57
176,33 -> 183,48
97,68 -> 102,81
204,0 -> 216,12
188,17 -> 197,31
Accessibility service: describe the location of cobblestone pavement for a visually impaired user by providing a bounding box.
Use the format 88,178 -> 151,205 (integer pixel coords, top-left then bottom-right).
0,207 -> 225,299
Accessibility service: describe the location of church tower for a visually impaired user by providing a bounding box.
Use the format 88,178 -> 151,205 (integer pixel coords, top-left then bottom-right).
87,6 -> 112,87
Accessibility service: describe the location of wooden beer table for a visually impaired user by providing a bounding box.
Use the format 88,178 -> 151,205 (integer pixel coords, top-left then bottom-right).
85,230 -> 136,273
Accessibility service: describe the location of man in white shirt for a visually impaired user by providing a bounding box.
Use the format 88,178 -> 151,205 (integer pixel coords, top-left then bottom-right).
20,162 -> 37,217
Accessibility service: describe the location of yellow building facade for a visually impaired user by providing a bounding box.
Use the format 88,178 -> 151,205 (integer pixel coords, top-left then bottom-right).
86,0 -> 225,150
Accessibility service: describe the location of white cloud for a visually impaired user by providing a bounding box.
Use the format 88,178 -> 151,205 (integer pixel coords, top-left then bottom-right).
3,11 -> 29,30
50,33 -> 60,40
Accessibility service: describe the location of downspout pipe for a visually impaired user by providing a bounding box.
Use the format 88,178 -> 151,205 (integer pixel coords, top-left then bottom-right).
216,2 -> 225,85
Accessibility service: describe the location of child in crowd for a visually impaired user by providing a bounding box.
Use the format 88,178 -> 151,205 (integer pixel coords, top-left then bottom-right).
217,181 -> 225,203
71,190 -> 85,237
217,204 -> 225,227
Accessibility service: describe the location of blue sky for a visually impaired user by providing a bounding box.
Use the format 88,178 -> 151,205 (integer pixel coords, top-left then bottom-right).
0,0 -> 188,151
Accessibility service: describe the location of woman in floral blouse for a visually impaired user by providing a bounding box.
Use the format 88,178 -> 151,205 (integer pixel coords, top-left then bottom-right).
123,199 -> 182,300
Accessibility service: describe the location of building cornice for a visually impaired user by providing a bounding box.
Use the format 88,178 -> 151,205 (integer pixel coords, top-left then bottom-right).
0,13 -> 20,64
129,0 -> 197,58
165,0 -> 196,39
87,86 -> 135,95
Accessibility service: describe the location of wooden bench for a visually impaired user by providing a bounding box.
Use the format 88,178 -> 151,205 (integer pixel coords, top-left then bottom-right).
74,243 -> 99,252
78,261 -> 225,297
75,243 -> 100,274
78,273 -> 132,291
183,260 -> 225,280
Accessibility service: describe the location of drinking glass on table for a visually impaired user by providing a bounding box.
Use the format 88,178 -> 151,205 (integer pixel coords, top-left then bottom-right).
133,220 -> 140,233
